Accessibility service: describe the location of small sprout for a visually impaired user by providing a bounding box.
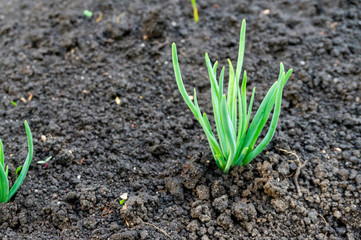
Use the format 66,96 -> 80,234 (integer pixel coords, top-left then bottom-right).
83,10 -> 93,18
37,156 -> 52,169
15,166 -> 22,179
190,0 -> 199,22
172,19 -> 293,173
119,193 -> 128,205
0,121 -> 34,203
11,101 -> 17,106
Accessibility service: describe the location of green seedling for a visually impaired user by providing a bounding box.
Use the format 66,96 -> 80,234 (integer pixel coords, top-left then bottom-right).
83,10 -> 93,18
190,0 -> 199,22
172,19 -> 293,173
119,193 -> 128,205
0,121 -> 34,202
37,156 -> 52,169
15,166 -> 22,179
11,101 -> 17,107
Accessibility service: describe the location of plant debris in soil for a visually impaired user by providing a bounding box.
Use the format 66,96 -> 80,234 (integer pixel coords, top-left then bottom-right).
0,0 -> 360,239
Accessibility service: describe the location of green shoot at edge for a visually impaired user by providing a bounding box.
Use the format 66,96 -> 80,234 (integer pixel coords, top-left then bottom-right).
172,19 -> 293,173
0,121 -> 34,203
190,0 -> 199,22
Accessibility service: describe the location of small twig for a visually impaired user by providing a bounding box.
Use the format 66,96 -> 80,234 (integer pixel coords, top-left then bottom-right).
276,148 -> 307,197
285,173 -> 294,178
99,202 -> 113,217
74,157 -> 85,165
318,214 -> 329,240
318,213 -> 328,226
153,38 -> 169,51
294,160 -> 308,197
138,217 -> 171,239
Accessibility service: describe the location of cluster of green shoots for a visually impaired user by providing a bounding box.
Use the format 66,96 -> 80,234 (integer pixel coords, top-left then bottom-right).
0,121 -> 33,203
172,19 -> 292,173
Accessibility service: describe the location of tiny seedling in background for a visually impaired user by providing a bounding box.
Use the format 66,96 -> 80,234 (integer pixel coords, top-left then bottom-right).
15,166 -> 22,179
11,101 -> 17,107
172,19 -> 293,173
0,121 -> 34,203
37,156 -> 52,169
190,0 -> 199,22
119,193 -> 128,205
83,10 -> 93,18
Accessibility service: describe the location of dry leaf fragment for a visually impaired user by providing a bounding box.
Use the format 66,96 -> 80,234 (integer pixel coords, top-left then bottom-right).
28,92 -> 33,101
96,12 -> 103,23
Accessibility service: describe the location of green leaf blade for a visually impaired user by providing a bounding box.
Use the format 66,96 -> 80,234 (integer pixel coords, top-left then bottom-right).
8,120 -> 34,202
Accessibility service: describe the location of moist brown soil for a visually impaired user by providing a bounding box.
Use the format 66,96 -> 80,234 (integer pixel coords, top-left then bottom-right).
0,0 -> 360,239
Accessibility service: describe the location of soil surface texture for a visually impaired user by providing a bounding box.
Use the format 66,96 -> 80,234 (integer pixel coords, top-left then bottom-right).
0,0 -> 360,239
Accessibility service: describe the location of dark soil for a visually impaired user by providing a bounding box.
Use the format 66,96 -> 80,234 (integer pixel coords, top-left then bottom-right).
0,0 -> 360,239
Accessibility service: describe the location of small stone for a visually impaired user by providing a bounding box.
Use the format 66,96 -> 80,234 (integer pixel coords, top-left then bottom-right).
110,222 -> 120,230
263,181 -> 283,198
304,217 -> 311,225
201,235 -> 210,240
216,213 -> 233,230
308,211 -> 318,223
333,210 -> 341,218
211,180 -> 226,198
278,161 -> 290,176
337,169 -> 349,180
196,185 -> 210,200
305,145 -> 316,152
334,147 -> 342,152
140,230 -> 148,239
182,163 -> 204,189
271,199 -> 288,212
332,193 -> 341,201
56,149 -> 75,166
355,174 -> 361,185
233,202 -> 257,222
190,203 -> 212,222
165,178 -> 184,199
213,195 -> 228,211
261,9 -> 270,15
314,164 -> 326,179
187,220 -> 200,232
